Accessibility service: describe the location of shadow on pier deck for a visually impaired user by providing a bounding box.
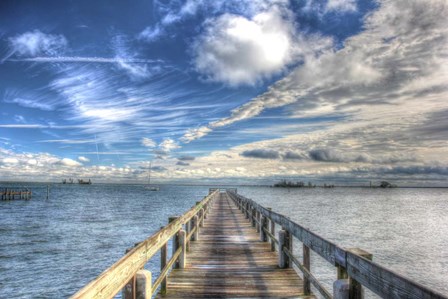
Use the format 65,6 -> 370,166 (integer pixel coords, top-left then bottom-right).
71,188 -> 448,299
160,192 -> 312,298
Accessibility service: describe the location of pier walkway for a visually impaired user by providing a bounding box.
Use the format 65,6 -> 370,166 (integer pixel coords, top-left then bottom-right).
72,188 -> 448,299
160,192 -> 311,298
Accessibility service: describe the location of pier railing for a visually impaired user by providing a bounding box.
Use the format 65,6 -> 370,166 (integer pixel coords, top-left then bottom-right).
1,188 -> 32,200
71,189 -> 219,299
227,190 -> 448,299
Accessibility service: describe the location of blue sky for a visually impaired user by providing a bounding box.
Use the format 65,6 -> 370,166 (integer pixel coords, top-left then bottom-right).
1,0 -> 447,185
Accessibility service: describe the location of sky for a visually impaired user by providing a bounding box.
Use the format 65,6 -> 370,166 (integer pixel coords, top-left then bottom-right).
0,0 -> 447,186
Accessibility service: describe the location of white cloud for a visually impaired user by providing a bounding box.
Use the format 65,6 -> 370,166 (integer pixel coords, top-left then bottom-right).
8,30 -> 67,57
159,138 -> 180,152
138,25 -> 163,42
141,137 -> 156,148
325,0 -> 357,13
8,56 -> 158,63
182,0 -> 448,142
3,158 -> 19,164
78,156 -> 90,162
4,96 -> 55,111
192,6 -> 299,86
59,158 -> 82,167
180,126 -> 212,143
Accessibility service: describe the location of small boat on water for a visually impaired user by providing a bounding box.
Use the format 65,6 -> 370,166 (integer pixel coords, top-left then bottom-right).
78,179 -> 92,185
145,161 -> 159,191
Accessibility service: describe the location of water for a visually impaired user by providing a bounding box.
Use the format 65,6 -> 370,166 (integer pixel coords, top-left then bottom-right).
0,184 -> 447,298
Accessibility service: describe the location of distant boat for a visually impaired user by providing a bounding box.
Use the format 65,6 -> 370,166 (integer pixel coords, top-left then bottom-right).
78,179 -> 92,185
62,178 -> 74,184
145,161 -> 159,191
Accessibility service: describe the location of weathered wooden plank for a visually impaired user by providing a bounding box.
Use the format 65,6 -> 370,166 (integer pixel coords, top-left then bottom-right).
228,191 -> 448,299
159,192 -> 312,298
346,252 -> 448,299
70,190 -> 218,299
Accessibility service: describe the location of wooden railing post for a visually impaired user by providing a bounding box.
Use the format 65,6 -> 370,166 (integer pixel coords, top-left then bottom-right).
169,216 -> 180,269
256,210 -> 261,233
160,233 -> 167,295
251,207 -> 256,227
245,202 -> 250,219
186,219 -> 191,252
303,245 -> 311,294
179,230 -> 186,269
123,248 -> 136,299
278,230 -> 287,268
260,216 -> 268,242
334,279 -> 350,299
268,208 -> 275,251
348,248 -> 373,299
136,270 -> 152,299
192,215 -> 199,240
199,208 -> 204,227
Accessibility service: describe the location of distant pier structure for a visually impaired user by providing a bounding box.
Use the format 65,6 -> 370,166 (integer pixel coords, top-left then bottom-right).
1,188 -> 32,200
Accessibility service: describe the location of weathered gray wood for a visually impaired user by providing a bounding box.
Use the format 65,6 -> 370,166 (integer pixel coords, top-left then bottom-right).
347,248 -> 372,299
186,220 -> 191,252
136,270 -> 152,299
169,216 -> 180,269
71,190 -> 218,299
152,247 -> 182,296
283,247 -> 332,299
267,208 -> 276,251
278,230 -> 287,268
303,244 -> 311,295
228,191 -> 448,299
228,192 -> 338,265
179,230 -> 186,269
192,215 -> 199,241
260,216 -> 267,242
159,192 -> 311,298
199,208 -> 204,227
160,240 -> 167,295
251,207 -> 256,227
334,279 -> 350,299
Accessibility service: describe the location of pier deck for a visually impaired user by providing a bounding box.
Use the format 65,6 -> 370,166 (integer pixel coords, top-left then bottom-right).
159,192 -> 313,298
72,189 -> 448,299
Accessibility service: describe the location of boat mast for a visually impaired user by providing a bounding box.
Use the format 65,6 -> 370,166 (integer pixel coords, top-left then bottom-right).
148,161 -> 152,186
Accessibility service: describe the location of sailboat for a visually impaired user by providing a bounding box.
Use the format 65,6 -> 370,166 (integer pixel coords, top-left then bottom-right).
145,161 -> 159,191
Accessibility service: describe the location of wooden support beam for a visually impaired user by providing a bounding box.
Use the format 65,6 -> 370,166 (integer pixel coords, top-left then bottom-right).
334,279 -> 350,299
169,216 -> 180,269
135,270 -> 152,299
303,245 -> 311,295
260,216 -> 268,242
192,215 -> 199,241
179,230 -> 186,269
278,230 -> 287,268
348,248 -> 372,299
160,236 -> 167,295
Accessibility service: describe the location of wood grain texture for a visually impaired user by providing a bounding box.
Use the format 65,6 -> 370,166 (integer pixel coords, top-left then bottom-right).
229,191 -> 448,299
157,192 -> 313,298
71,190 -> 218,299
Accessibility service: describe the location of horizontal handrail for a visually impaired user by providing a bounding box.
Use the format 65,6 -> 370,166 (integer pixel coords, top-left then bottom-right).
228,191 -> 448,299
71,189 -> 218,299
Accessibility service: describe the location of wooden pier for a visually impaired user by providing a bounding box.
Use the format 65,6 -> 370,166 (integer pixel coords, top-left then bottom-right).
1,188 -> 32,200
72,189 -> 448,299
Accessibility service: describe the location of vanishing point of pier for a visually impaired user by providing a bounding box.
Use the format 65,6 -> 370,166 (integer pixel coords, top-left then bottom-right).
72,189 -> 448,299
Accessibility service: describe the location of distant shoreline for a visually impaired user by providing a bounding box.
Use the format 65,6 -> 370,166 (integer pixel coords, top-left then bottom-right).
1,181 -> 448,188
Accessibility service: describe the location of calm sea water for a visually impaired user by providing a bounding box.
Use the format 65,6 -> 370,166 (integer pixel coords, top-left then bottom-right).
0,183 -> 447,298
